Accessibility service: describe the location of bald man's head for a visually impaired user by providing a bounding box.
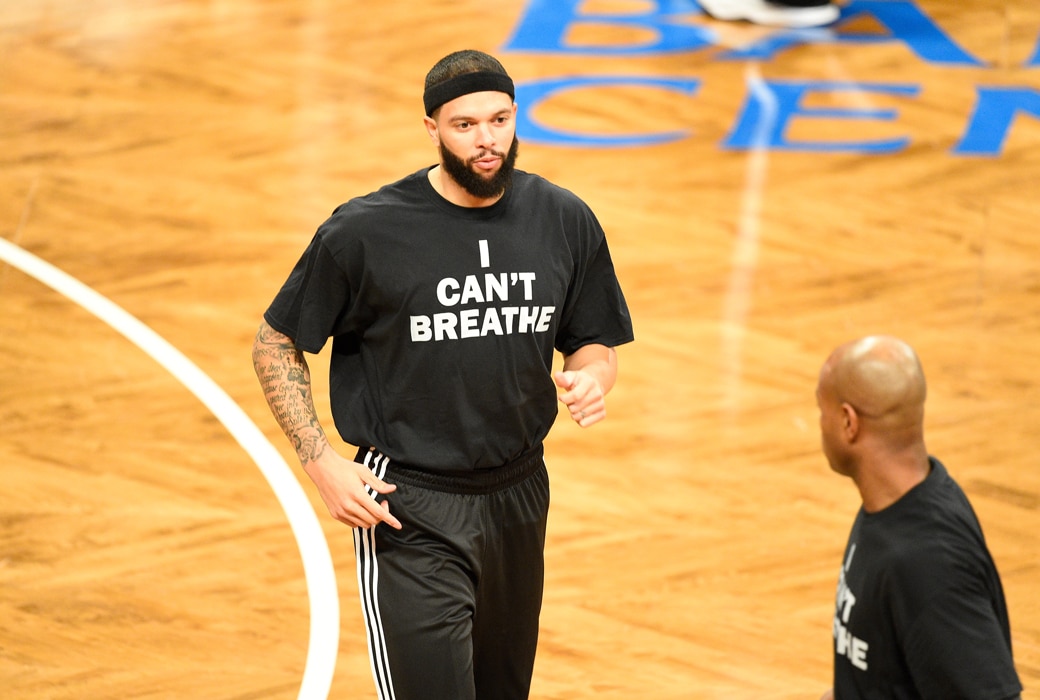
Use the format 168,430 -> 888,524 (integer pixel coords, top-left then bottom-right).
817,336 -> 928,473
827,336 -> 926,418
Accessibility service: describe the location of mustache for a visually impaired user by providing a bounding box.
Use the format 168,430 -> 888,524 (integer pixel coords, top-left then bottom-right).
469,149 -> 507,163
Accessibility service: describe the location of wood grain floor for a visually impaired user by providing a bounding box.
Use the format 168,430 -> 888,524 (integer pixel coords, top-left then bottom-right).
2,1 -> 1039,698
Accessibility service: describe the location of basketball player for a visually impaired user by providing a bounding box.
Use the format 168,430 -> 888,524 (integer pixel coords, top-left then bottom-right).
251,49 -> 633,700
815,336 -> 1021,699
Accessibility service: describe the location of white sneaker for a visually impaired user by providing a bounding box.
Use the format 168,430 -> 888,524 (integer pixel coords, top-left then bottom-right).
698,0 -> 839,28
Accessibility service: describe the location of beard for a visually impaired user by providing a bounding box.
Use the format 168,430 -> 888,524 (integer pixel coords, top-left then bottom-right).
439,135 -> 520,200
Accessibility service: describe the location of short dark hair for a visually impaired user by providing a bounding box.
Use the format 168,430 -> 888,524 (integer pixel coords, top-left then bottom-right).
424,50 -> 509,91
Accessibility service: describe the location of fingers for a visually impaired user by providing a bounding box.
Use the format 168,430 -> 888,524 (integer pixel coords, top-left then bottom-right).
334,491 -> 402,530
357,492 -> 403,530
350,470 -> 402,530
316,461 -> 402,530
554,370 -> 606,427
359,468 -> 398,495
571,401 -> 605,426
553,370 -> 575,391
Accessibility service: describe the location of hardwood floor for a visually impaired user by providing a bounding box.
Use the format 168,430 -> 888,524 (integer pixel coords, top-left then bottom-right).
2,1 -> 1038,698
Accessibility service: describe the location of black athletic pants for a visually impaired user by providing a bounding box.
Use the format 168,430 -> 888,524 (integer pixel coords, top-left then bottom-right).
352,445 -> 550,700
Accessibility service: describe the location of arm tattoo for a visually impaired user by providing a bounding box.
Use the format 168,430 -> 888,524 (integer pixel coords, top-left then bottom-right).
252,322 -> 329,464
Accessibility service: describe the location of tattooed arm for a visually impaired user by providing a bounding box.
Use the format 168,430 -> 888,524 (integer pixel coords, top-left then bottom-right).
251,321 -> 401,529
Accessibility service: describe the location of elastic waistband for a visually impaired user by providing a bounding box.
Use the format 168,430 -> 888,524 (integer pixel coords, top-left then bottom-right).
354,444 -> 544,495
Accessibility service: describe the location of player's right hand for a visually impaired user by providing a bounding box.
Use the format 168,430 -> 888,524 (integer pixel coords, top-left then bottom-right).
304,451 -> 402,530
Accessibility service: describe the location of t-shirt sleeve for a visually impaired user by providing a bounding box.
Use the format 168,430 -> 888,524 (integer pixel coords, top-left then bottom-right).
901,588 -> 1022,700
554,206 -> 634,356
263,231 -> 353,354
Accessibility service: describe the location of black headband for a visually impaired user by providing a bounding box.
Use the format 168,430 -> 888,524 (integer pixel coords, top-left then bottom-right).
423,71 -> 515,116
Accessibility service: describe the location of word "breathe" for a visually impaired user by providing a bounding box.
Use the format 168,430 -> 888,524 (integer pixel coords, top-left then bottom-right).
410,268 -> 555,342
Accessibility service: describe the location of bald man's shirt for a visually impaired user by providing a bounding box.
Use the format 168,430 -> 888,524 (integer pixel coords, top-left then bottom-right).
831,458 -> 1021,699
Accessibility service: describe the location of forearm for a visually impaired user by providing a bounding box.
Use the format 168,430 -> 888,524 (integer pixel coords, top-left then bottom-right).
251,321 -> 330,465
562,343 -> 617,394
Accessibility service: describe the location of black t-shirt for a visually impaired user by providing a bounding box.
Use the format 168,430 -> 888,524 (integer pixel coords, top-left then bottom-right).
264,167 -> 633,470
831,457 -> 1022,699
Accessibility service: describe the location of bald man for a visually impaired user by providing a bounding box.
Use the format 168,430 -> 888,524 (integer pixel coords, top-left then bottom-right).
816,336 -> 1022,700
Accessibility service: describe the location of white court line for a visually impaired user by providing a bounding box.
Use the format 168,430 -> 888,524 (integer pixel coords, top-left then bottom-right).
0,236 -> 339,700
722,63 -> 777,410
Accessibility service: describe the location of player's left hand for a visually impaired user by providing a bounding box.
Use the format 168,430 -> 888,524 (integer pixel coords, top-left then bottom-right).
554,369 -> 606,427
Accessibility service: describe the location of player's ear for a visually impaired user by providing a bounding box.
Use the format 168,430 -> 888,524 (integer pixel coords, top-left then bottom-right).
423,115 -> 439,144
841,402 -> 860,442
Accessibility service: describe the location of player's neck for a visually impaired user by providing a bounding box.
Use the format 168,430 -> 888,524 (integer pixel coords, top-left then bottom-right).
855,447 -> 930,513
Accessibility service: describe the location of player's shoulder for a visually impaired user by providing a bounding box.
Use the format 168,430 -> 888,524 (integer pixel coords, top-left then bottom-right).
317,170 -> 429,241
514,169 -> 579,199
339,170 -> 428,215
883,507 -> 985,588
511,170 -> 594,218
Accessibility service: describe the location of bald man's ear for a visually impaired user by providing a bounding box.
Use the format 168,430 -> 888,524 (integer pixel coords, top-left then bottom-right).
841,403 -> 860,443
